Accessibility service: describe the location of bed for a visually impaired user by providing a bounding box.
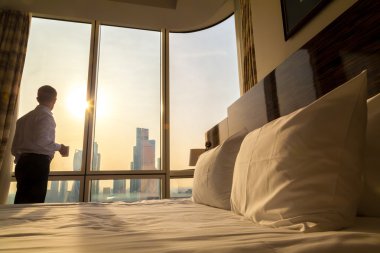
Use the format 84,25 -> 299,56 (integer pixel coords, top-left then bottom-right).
1,199 -> 380,253
1,0 -> 380,252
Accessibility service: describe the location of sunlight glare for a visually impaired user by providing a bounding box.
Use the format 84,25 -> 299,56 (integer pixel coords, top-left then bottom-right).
66,85 -> 88,118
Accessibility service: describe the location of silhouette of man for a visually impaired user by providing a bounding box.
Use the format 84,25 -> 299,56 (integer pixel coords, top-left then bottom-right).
12,85 -> 68,204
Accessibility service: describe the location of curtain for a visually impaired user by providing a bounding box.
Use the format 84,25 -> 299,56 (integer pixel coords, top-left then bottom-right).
0,9 -> 30,204
236,0 -> 257,93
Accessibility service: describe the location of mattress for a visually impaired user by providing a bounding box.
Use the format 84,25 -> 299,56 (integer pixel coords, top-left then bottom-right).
1,198 -> 380,253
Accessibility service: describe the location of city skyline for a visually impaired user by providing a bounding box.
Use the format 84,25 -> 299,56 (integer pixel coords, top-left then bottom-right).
33,128 -> 163,203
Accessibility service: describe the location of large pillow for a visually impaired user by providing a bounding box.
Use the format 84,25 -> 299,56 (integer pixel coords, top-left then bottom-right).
192,129 -> 247,210
231,71 -> 367,232
358,93 -> 380,217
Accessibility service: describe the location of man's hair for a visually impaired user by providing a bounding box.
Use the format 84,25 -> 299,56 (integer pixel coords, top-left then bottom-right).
37,85 -> 57,103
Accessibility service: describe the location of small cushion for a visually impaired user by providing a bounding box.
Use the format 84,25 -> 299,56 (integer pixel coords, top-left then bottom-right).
192,129 -> 247,210
231,71 -> 367,232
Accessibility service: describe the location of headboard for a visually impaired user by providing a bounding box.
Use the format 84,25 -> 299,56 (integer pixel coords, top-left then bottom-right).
206,0 -> 380,148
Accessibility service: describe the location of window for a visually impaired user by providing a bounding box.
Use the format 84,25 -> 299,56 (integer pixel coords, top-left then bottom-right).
9,15 -> 240,203
94,25 -> 161,171
169,16 -> 240,190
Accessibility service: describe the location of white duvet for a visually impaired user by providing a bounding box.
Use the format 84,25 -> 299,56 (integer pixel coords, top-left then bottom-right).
1,198 -> 380,253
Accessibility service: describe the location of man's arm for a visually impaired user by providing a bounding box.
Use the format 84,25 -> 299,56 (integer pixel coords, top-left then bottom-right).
34,113 -> 61,153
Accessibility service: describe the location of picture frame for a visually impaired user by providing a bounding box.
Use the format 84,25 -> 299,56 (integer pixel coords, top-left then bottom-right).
281,0 -> 331,41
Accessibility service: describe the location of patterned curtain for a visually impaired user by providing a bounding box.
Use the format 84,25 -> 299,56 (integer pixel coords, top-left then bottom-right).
0,9 -> 30,203
238,0 -> 257,93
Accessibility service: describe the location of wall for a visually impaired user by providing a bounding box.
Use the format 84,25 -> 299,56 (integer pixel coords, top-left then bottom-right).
250,0 -> 358,81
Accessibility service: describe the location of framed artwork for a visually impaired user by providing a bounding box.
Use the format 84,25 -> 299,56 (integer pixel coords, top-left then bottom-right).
281,0 -> 331,40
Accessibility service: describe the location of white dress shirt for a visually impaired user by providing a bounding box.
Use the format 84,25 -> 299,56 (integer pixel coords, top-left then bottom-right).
11,105 -> 61,162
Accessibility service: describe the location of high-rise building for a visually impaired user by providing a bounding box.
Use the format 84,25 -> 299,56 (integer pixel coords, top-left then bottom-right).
59,181 -> 68,201
70,142 -> 101,202
46,181 -> 59,202
113,179 -> 126,194
91,142 -> 101,197
132,128 -> 155,171
69,149 -> 82,202
130,128 -> 159,199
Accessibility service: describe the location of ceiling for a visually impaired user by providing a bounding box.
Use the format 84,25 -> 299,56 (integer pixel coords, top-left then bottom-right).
107,0 -> 178,9
0,0 -> 234,31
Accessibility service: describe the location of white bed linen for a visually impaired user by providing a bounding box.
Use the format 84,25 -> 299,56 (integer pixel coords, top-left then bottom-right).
1,198 -> 380,253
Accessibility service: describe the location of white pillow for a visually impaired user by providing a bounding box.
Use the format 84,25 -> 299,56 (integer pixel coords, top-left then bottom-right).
192,129 -> 247,210
231,71 -> 367,232
358,93 -> 380,217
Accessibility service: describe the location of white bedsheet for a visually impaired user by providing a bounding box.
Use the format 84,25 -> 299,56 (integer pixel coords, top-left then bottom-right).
1,198 -> 380,253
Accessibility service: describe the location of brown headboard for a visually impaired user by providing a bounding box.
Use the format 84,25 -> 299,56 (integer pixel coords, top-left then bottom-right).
206,0 -> 380,148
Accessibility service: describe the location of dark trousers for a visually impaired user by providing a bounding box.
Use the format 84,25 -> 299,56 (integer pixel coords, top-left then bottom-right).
14,153 -> 51,204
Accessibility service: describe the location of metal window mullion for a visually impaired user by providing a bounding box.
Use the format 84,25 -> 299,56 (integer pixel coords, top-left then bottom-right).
87,170 -> 166,176
82,20 -> 101,202
49,171 -> 84,176
86,174 -> 165,181
161,28 -> 170,199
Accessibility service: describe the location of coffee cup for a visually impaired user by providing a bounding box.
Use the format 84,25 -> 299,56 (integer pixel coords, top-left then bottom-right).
61,145 -> 69,157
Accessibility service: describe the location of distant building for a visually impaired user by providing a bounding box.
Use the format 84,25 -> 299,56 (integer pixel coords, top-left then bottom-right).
46,181 -> 59,202
69,149 -> 82,202
130,128 -> 159,199
103,187 -> 111,196
132,128 -> 155,171
70,142 -> 101,201
113,179 -> 126,194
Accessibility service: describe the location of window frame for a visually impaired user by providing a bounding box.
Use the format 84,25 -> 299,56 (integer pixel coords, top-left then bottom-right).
10,13 -> 237,202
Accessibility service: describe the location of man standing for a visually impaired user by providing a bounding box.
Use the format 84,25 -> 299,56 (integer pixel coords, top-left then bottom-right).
11,85 -> 68,204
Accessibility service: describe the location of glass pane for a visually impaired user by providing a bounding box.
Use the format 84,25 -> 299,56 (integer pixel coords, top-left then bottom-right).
90,179 -> 161,202
46,180 -> 81,203
94,25 -> 161,171
169,16 -> 240,171
170,178 -> 193,198
18,17 -> 91,171
6,180 -> 80,204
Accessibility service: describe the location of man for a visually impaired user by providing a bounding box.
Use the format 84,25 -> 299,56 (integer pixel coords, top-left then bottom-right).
11,85 -> 68,204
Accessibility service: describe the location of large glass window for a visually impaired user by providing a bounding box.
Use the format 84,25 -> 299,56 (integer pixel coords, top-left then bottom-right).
94,25 -> 161,171
8,15 -> 241,203
169,16 -> 240,172
19,18 -> 91,172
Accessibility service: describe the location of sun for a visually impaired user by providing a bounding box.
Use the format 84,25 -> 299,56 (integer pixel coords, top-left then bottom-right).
66,85 -> 89,119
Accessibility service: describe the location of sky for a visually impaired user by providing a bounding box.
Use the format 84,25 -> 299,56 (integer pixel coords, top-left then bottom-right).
18,15 -> 240,173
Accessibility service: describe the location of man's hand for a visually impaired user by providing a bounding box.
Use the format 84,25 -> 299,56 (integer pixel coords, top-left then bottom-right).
59,144 -> 69,157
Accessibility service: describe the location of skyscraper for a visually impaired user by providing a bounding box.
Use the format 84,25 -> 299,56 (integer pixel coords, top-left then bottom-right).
113,179 -> 126,195
70,142 -> 101,201
130,128 -> 159,199
132,128 -> 155,171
